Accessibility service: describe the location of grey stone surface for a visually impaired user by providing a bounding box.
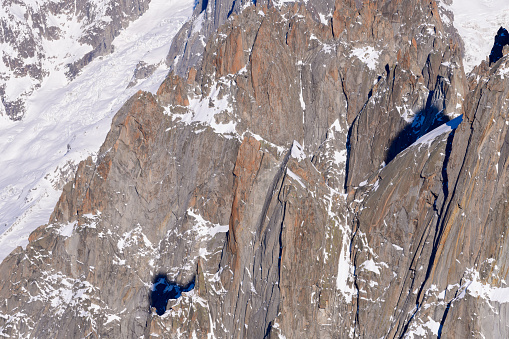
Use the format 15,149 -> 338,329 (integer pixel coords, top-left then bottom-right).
0,0 -> 508,338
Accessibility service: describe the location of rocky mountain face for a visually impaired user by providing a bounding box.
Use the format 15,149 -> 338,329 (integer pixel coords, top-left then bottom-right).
0,0 -> 151,120
0,0 -> 508,338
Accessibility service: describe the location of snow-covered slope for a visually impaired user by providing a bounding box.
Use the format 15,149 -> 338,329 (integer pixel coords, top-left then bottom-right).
0,0 -> 193,261
0,0 -> 155,120
442,0 -> 509,73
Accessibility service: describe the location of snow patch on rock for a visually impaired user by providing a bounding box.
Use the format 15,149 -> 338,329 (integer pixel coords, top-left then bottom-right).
411,115 -> 463,149
350,46 -> 381,71
335,212 -> 356,303
58,221 -> 77,238
291,140 -> 306,161
167,81 -> 238,138
462,268 -> 509,304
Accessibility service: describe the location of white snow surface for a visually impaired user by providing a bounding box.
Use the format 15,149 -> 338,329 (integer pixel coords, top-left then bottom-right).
291,140 -> 306,161
187,209 -> 229,239
441,0 -> 509,73
168,81 -> 237,137
361,259 -> 382,275
350,46 -> 381,71
405,317 -> 441,338
335,210 -> 356,303
0,0 -> 100,104
0,0 -> 193,262
411,115 -> 463,149
58,221 -> 77,238
286,169 -> 306,189
463,269 -> 509,304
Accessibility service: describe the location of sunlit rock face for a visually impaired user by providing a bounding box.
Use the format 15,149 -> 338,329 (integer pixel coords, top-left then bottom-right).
1,0 -> 509,338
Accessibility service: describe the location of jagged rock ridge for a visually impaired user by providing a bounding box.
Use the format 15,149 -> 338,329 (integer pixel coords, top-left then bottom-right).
0,0 -> 508,338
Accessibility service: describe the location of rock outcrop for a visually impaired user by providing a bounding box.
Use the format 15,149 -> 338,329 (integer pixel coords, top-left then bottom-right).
0,0 -> 508,338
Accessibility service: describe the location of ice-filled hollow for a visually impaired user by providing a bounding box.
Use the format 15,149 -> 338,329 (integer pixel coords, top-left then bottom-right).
150,274 -> 195,316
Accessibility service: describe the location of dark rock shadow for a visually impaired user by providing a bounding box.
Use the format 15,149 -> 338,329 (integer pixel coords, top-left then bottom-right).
150,274 -> 195,316
385,103 -> 451,164
489,27 -> 509,65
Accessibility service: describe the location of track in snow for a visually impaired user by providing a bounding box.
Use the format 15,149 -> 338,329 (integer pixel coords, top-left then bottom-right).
0,0 -> 193,261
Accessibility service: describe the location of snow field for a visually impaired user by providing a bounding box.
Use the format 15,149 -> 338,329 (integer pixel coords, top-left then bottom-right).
442,0 -> 509,73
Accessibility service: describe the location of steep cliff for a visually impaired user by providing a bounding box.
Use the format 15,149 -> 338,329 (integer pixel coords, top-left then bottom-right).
0,0 -> 508,338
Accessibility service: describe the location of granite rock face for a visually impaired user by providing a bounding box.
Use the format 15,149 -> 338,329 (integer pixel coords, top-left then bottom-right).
1,0 -> 509,338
